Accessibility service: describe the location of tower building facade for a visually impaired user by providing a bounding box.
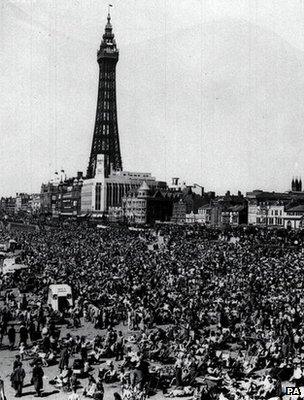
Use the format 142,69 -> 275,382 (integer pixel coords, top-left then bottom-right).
87,13 -> 122,179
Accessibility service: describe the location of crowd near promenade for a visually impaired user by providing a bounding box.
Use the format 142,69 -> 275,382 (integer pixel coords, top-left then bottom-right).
1,216 -> 304,399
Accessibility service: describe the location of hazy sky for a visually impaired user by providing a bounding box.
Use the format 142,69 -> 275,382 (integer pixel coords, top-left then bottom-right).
2,0 -> 304,196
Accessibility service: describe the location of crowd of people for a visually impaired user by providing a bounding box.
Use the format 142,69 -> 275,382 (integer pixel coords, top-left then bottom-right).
1,218 -> 304,399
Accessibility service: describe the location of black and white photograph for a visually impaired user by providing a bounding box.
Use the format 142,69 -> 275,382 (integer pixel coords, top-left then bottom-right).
2,0 -> 304,399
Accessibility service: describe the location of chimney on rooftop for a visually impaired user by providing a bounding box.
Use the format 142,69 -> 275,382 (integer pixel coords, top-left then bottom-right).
172,177 -> 179,186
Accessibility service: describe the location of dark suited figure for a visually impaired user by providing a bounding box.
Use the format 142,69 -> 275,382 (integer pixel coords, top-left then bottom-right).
11,362 -> 25,397
32,361 -> 44,397
8,325 -> 16,350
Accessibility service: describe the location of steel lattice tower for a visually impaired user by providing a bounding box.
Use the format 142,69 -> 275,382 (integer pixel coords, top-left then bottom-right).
87,12 -> 122,179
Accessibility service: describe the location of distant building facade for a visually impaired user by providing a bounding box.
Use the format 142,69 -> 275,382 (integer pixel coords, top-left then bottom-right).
171,199 -> 187,223
0,197 -> 16,213
198,205 -> 212,225
29,194 -> 41,213
122,182 -> 172,225
185,211 -> 206,224
122,182 -> 150,224
283,204 -> 304,229
15,193 -> 31,212
246,190 -> 292,226
41,171 -> 83,218
207,191 -> 248,227
15,193 -> 41,213
56,174 -> 83,218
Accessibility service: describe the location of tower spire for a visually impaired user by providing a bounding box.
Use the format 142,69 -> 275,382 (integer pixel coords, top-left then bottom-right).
108,4 -> 112,17
106,4 -> 113,32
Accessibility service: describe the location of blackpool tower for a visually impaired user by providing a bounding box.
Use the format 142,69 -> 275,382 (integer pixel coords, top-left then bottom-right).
87,12 -> 123,179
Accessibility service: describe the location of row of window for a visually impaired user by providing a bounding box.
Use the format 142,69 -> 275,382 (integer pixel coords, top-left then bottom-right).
256,217 -> 283,225
269,209 -> 283,216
